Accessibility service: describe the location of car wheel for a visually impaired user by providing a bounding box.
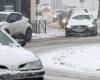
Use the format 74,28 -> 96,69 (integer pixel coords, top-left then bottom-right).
92,30 -> 97,36
5,29 -> 10,34
65,28 -> 69,37
36,77 -> 44,80
92,26 -> 97,36
25,28 -> 32,42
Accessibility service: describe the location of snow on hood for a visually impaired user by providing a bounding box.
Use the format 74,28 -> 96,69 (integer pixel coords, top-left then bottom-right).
0,21 -> 6,26
0,45 -> 38,68
68,19 -> 92,26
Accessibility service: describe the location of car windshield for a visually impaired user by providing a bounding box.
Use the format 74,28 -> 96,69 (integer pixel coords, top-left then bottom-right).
72,15 -> 91,20
0,31 -> 14,45
0,14 -> 7,21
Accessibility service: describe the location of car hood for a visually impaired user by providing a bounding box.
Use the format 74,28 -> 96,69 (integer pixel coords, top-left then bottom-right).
0,45 -> 38,69
68,19 -> 92,26
0,21 -> 6,26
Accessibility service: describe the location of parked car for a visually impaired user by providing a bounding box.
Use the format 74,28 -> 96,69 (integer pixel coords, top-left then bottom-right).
0,30 -> 45,80
0,11 -> 32,42
65,11 -> 97,37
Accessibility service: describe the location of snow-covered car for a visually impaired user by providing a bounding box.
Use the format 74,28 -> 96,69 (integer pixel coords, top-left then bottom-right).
0,11 -> 32,41
0,30 -> 45,80
65,12 -> 97,37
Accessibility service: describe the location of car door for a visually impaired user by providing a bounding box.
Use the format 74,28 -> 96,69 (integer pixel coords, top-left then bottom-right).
13,13 -> 24,33
7,13 -> 18,35
7,13 -> 23,35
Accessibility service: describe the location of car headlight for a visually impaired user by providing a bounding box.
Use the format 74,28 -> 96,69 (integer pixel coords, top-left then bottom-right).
62,19 -> 66,23
19,60 -> 43,71
89,24 -> 94,27
53,14 -> 57,18
67,24 -> 71,28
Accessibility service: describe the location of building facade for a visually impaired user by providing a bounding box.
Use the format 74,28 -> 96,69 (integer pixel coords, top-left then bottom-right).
63,0 -> 99,19
0,0 -> 36,20
50,0 -> 62,10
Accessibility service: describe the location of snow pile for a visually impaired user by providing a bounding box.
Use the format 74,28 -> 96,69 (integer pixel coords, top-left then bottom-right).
40,44 -> 100,71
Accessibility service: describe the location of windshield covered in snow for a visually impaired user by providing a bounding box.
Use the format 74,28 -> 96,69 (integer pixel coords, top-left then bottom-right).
72,15 -> 91,20
0,31 -> 14,45
0,14 -> 7,21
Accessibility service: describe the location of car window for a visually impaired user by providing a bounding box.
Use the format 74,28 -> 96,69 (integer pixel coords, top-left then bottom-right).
72,15 -> 91,20
7,14 -> 16,22
0,31 -> 14,45
0,14 -> 7,21
15,14 -> 22,21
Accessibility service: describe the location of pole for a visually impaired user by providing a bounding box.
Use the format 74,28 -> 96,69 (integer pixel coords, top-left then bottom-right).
98,0 -> 100,18
36,3 -> 38,34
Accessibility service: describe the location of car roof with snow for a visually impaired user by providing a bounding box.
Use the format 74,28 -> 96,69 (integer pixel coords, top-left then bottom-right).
71,11 -> 92,18
0,11 -> 22,15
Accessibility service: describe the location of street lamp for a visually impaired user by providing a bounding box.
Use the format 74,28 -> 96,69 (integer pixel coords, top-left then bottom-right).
36,0 -> 40,34
80,0 -> 84,9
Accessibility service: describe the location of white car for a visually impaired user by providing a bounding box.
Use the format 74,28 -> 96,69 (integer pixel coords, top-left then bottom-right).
65,12 -> 97,37
0,11 -> 32,41
0,30 -> 45,80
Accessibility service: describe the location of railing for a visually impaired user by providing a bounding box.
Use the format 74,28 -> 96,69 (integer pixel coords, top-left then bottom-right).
37,20 -> 47,34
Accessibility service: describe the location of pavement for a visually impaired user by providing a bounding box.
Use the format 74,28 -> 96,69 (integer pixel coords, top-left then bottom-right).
32,22 -> 65,39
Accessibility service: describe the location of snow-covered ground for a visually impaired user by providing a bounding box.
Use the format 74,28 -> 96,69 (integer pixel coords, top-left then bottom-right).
38,44 -> 100,72
31,20 -> 100,72
32,23 -> 65,39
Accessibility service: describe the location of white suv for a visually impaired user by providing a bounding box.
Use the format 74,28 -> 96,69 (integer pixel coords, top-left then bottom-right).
0,11 -> 32,41
65,12 -> 97,37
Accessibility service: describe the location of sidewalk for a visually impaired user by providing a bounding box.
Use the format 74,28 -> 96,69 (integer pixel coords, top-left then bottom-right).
32,22 -> 65,39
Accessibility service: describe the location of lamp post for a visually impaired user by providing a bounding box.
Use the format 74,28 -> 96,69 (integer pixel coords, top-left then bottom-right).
98,0 -> 100,18
36,0 -> 40,34
80,0 -> 84,9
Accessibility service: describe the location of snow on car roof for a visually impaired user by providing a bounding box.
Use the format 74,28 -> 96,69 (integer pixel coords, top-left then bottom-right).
0,11 -> 22,15
71,12 -> 91,18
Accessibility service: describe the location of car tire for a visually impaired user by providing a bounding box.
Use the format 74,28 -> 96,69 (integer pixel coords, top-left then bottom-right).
5,29 -> 10,34
65,28 -> 69,37
36,77 -> 44,80
25,28 -> 32,42
92,26 -> 97,36
92,29 -> 97,36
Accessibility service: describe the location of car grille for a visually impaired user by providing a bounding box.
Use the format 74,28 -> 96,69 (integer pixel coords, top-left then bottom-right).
71,25 -> 87,32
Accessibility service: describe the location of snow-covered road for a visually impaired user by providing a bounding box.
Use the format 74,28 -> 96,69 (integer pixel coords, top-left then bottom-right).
26,42 -> 100,80
24,20 -> 100,80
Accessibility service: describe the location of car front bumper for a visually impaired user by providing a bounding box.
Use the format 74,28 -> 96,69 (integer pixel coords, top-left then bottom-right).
65,27 -> 96,36
0,69 -> 45,80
